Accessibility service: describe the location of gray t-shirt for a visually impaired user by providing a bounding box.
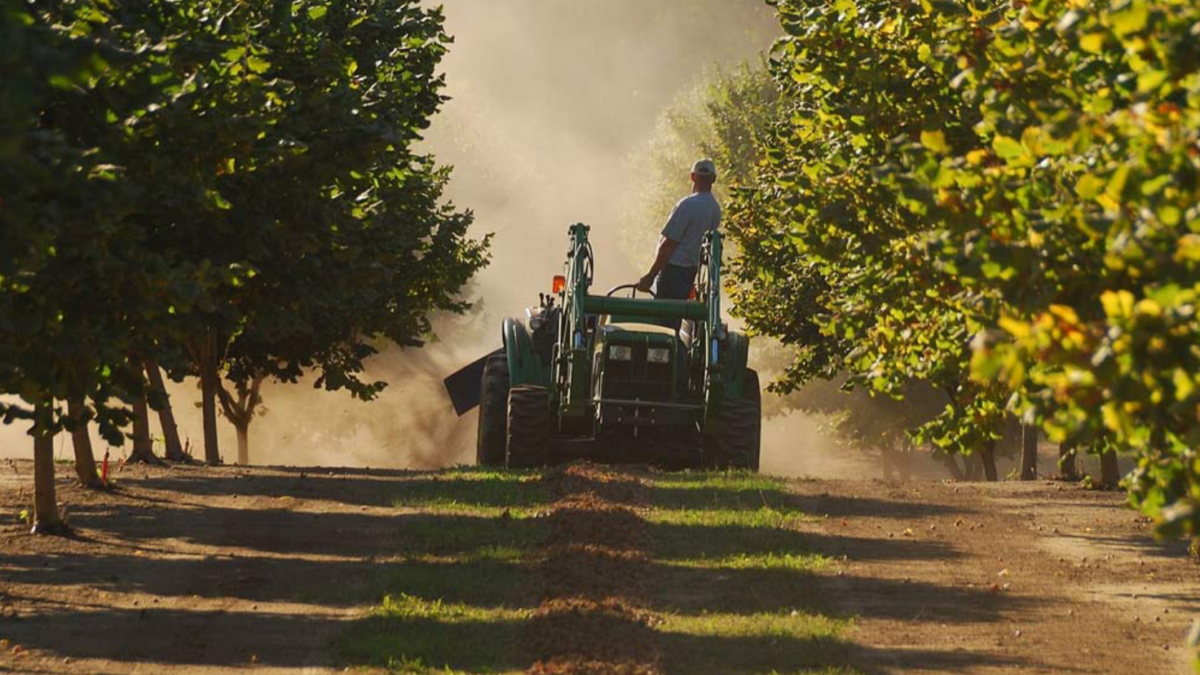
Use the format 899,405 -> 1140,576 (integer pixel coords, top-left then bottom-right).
661,192 -> 721,268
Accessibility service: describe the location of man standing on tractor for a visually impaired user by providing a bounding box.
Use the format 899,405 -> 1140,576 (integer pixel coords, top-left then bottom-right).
635,159 -> 721,312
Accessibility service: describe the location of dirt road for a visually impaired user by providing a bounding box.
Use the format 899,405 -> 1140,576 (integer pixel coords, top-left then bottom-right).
0,460 -> 1195,674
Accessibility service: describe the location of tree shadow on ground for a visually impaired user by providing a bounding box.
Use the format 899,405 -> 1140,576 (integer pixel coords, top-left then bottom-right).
650,563 -> 1028,625
648,472 -> 977,520
1048,530 -> 1194,561
645,473 -> 1047,675
0,466 -> 546,672
339,613 -> 527,673
0,543 -> 532,610
649,520 -> 963,563
0,605 -> 351,669
658,630 -> 1048,675
132,465 -> 549,510
61,497 -> 541,559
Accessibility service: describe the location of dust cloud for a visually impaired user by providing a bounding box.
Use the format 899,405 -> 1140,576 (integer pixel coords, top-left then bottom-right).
1,2 -> 850,476
760,413 -> 879,480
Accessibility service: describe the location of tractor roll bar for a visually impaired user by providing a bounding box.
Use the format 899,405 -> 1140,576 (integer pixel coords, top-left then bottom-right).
582,296 -> 708,321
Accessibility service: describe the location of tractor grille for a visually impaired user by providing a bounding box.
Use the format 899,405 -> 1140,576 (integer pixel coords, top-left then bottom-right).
603,343 -> 672,401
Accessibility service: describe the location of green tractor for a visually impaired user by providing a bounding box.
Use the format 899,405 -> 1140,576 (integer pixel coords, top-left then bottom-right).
444,223 -> 760,470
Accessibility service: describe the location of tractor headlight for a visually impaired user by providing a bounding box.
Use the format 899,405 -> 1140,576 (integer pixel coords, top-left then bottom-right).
647,347 -> 670,364
608,345 -> 632,362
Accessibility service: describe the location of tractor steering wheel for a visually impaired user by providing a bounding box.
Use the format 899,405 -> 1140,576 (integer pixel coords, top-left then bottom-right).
606,283 -> 656,299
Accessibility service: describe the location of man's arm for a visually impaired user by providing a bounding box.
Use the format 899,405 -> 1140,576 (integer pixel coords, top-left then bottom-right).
636,235 -> 679,292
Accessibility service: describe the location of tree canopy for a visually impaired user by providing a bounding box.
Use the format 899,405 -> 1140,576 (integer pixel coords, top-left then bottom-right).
1,0 -> 486,527
728,0 -> 1200,535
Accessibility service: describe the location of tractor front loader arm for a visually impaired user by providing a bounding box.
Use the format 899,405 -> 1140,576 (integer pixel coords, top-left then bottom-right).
555,223 -> 596,421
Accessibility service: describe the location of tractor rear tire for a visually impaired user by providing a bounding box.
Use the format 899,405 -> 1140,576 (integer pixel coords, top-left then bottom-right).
506,386 -> 551,469
707,369 -> 762,471
476,354 -> 510,467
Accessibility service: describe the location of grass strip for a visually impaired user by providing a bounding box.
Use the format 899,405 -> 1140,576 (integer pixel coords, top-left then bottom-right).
647,470 -> 862,675
339,467 -> 548,674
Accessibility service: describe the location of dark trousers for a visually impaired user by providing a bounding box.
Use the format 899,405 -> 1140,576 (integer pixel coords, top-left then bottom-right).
654,264 -> 696,330
654,265 -> 696,390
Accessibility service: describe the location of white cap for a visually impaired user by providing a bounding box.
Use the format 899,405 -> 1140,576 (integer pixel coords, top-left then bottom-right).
692,158 -> 717,179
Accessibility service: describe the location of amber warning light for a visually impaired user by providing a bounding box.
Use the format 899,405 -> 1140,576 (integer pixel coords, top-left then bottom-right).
552,275 -> 566,294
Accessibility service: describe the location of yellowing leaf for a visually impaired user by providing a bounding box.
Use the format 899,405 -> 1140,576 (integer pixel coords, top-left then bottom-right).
921,130 -> 949,154
1105,165 -> 1130,201
1048,304 -> 1080,325
1079,32 -> 1105,53
1021,126 -> 1043,157
1102,402 -> 1135,438
999,316 -> 1031,339
1101,290 -> 1135,319
1175,234 -> 1200,262
1075,174 -> 1105,199
1174,369 -> 1196,402
1134,298 -> 1162,318
966,149 -> 990,165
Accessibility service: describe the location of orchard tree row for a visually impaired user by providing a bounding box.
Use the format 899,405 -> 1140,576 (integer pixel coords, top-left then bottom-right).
624,65 -> 971,479
0,0 -> 487,533
721,0 -> 1199,537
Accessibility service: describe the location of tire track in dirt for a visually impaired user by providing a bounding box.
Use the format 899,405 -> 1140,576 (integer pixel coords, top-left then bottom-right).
526,463 -> 660,675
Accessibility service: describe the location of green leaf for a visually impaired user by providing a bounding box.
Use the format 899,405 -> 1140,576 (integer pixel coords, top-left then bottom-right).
246,56 -> 271,74
1105,165 -> 1130,201
1140,174 -> 1171,196
1159,205 -> 1181,226
992,134 -> 1027,162
1137,69 -> 1168,93
1075,174 -> 1106,199
981,262 -> 1016,280
1110,1 -> 1149,36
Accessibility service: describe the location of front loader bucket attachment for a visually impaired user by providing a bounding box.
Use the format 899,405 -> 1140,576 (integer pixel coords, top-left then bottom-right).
444,349 -> 502,416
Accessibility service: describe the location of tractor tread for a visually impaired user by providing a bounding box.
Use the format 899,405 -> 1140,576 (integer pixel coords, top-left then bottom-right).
476,354 -> 509,467
507,386 -> 551,468
707,369 -> 762,471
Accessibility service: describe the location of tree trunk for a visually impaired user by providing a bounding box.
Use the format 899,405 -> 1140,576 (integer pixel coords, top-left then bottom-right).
199,331 -> 222,465
964,453 -> 982,481
127,392 -> 162,465
235,422 -> 249,466
980,440 -> 999,482
880,446 -> 894,481
940,453 -> 966,481
1020,424 -> 1038,481
217,372 -> 264,467
144,359 -> 187,462
1058,442 -> 1079,481
67,398 -> 101,488
32,423 -> 66,535
1099,449 -> 1120,489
